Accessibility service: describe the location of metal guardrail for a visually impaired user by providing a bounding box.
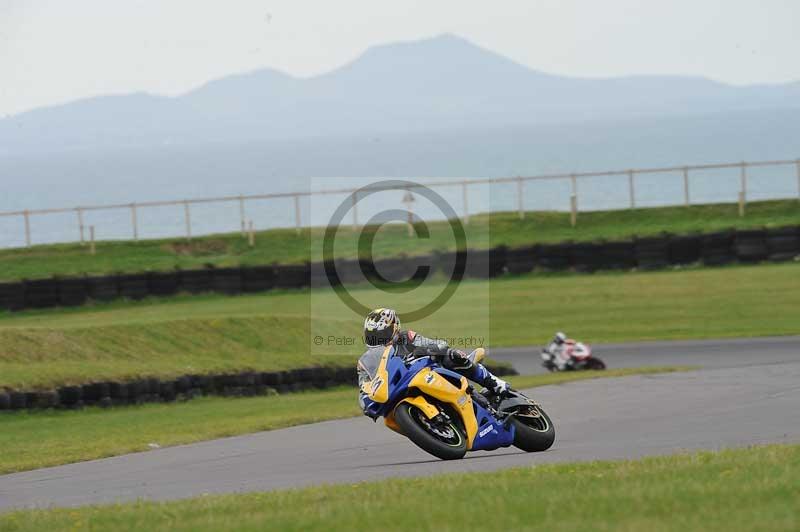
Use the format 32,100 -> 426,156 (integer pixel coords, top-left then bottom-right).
2,157 -> 799,247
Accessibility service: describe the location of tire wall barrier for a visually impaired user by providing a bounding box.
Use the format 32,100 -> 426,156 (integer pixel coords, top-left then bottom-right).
0,226 -> 798,313
0,362 -> 517,412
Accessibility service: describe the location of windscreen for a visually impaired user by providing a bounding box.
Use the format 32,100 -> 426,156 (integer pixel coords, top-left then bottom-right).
358,346 -> 387,380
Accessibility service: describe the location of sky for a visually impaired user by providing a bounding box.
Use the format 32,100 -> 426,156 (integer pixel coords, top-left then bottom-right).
1,0 -> 798,117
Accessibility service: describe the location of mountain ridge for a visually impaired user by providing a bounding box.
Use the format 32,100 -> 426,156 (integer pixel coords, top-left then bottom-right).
1,33 -> 798,155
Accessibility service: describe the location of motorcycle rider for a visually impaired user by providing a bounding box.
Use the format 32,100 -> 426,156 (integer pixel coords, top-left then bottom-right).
358,308 -> 511,418
543,331 -> 573,370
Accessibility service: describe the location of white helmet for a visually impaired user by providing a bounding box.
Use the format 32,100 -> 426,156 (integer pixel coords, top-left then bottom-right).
364,308 -> 401,347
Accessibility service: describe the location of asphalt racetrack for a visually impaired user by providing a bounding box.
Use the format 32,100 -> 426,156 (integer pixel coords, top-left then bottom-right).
1,336 -> 799,511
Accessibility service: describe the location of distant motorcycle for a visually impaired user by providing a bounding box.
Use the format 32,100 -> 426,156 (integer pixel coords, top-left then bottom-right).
541,332 -> 606,372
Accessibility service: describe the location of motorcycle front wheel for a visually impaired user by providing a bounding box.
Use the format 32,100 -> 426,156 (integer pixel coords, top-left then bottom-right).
510,404 -> 556,452
394,403 -> 467,460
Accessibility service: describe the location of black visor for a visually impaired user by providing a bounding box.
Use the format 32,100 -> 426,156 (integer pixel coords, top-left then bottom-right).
365,326 -> 394,347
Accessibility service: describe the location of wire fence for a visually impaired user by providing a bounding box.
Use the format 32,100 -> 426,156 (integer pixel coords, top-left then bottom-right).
2,157 -> 799,248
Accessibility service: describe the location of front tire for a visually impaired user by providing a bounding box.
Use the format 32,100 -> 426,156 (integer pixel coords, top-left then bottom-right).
394,403 -> 467,460
510,405 -> 555,452
542,360 -> 559,372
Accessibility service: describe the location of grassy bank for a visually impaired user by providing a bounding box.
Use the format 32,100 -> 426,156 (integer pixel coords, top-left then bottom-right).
0,368 -> 687,474
0,314 -> 356,390
2,443 -> 796,531
1,199 -> 798,282
0,262 -> 797,389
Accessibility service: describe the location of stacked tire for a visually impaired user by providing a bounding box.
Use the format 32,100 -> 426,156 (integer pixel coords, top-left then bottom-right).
464,248 -> 506,279
434,251 -> 468,280
702,230 -> 736,266
211,267 -> 243,295
58,277 -> 89,307
634,234 -> 671,270
118,274 -> 150,300
180,269 -> 214,294
669,234 -> 702,266
241,266 -> 275,293
310,261 -> 335,288
86,275 -> 119,302
505,245 -> 537,275
371,257 -> 425,284
148,271 -> 180,296
571,242 -> 602,273
332,259 -> 365,286
24,279 -> 60,308
766,226 -> 800,262
735,229 -> 768,263
598,240 -> 636,270
0,282 -> 26,311
537,243 -> 571,271
274,263 -> 310,289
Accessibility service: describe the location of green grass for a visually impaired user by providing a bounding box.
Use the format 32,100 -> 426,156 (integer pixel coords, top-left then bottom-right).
0,262 -> 798,390
506,367 -> 691,390
0,314 -> 355,389
1,199 -> 798,282
2,443 -> 796,531
0,367 -> 687,474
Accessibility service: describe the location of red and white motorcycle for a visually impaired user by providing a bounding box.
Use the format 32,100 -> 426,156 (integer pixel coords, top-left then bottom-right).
541,332 -> 606,372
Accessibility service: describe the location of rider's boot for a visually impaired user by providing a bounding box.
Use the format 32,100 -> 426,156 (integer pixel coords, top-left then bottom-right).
446,349 -> 511,398
471,364 -> 511,398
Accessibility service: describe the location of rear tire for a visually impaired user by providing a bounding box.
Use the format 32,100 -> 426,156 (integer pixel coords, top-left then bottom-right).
511,405 -> 555,452
583,357 -> 606,370
394,403 -> 467,460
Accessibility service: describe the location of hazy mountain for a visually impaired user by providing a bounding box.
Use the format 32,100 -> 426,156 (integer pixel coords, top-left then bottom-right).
1,33 -> 798,155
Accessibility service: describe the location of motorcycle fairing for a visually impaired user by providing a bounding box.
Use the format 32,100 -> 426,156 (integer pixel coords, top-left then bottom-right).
405,367 -> 480,449
365,346 -> 514,452
425,366 -> 514,451
360,345 -> 392,403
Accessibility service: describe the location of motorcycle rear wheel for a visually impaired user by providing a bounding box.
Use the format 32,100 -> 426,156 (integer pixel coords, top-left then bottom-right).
510,405 -> 555,452
394,403 -> 467,460
583,357 -> 606,370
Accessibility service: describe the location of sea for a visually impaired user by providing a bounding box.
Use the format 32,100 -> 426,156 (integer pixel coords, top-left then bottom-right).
1,115 -> 798,249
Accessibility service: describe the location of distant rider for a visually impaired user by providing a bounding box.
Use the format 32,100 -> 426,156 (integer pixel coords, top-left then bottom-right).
357,308 -> 510,419
543,331 -> 573,370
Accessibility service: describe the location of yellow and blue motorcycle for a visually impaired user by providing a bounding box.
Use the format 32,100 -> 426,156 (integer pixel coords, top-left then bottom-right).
360,344 -> 555,460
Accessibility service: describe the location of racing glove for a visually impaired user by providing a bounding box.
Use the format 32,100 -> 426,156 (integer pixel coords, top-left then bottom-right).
446,348 -> 473,370
359,393 -> 379,421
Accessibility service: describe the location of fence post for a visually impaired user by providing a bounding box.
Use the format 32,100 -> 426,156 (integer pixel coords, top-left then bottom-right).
462,182 -> 469,225
130,203 -> 138,240
89,226 -> 96,255
682,167 -> 690,206
570,174 -> 578,227
239,195 -> 246,236
294,194 -> 302,234
796,158 -> 800,200
402,189 -> 415,237
627,170 -> 636,209
517,177 -> 525,219
23,210 -> 31,247
183,201 -> 192,241
351,192 -> 359,231
739,161 -> 747,217
76,208 -> 85,244
248,220 -> 255,247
